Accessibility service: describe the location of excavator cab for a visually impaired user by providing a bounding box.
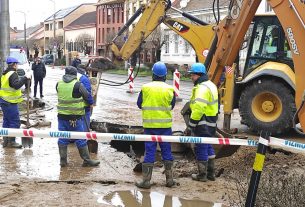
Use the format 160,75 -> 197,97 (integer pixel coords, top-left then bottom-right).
242,15 -> 294,77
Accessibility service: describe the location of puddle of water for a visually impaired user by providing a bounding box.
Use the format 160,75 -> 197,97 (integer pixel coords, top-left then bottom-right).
98,190 -> 224,207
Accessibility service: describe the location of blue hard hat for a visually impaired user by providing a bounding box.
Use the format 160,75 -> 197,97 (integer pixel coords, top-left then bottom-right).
6,57 -> 19,64
188,63 -> 206,74
152,61 -> 167,77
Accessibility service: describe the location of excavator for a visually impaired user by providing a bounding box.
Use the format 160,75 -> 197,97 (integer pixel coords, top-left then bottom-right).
111,0 -> 305,136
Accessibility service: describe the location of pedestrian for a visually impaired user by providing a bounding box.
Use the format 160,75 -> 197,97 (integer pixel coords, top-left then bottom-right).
32,57 -> 46,98
0,57 -> 31,148
76,64 -> 94,130
188,63 -> 218,182
136,61 -> 176,189
56,66 -> 100,167
71,54 -> 81,68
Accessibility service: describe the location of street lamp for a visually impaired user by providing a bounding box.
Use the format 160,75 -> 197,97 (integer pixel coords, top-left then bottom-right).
48,0 -> 56,66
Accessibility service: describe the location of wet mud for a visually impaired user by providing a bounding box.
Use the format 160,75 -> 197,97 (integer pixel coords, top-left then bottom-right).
0,68 -> 304,206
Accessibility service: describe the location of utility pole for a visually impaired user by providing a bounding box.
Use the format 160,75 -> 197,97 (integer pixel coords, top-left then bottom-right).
0,0 -> 10,73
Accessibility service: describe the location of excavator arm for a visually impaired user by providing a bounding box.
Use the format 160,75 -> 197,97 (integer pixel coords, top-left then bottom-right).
111,0 -> 214,62
207,0 -> 305,130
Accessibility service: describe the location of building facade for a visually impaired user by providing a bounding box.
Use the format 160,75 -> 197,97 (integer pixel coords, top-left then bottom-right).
160,0 -> 229,66
96,0 -> 125,57
160,0 -> 274,67
44,3 -> 96,57
65,11 -> 96,56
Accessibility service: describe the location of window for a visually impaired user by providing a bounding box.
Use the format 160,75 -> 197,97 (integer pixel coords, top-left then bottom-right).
58,21 -> 63,29
185,41 -> 189,53
102,8 -> 105,24
164,35 -> 169,54
113,8 -> 115,23
117,8 -> 120,23
174,34 -> 179,53
107,9 -> 112,23
121,8 -> 124,23
265,2 -> 272,12
98,28 -> 101,43
98,8 -> 101,24
45,24 -> 49,31
102,28 -> 105,43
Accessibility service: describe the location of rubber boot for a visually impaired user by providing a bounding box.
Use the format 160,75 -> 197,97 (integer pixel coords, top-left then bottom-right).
135,163 -> 153,189
164,160 -> 175,187
207,158 -> 216,181
192,161 -> 208,182
58,145 -> 68,167
78,145 -> 100,167
2,137 -> 9,148
6,137 -> 22,149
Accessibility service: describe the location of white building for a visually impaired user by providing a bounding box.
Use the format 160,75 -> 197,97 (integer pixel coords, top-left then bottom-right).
161,0 -> 274,66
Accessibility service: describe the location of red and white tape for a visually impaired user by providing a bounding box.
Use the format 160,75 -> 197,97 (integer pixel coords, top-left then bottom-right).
173,69 -> 180,97
128,67 -> 134,93
1,128 -> 304,154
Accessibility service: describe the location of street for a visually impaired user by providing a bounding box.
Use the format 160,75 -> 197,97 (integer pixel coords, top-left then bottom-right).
0,66 -> 304,206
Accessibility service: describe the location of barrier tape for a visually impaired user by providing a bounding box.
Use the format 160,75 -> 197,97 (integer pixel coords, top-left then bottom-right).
0,128 -> 305,154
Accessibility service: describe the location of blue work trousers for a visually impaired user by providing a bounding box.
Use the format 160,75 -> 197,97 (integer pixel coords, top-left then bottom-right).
57,118 -> 87,148
83,110 -> 91,132
143,128 -> 174,163
195,143 -> 215,161
0,98 -> 20,128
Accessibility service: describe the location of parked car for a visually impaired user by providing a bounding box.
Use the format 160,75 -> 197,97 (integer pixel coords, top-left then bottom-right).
9,48 -> 31,76
42,54 -> 54,65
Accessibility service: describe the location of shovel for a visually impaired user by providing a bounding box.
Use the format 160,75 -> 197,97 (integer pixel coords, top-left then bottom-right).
84,114 -> 98,153
22,79 -> 33,148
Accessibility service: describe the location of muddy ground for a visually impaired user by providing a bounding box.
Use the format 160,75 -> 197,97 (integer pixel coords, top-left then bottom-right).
0,67 -> 304,207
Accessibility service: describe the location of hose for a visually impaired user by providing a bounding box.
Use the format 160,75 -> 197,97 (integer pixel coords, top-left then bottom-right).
100,42 -> 143,86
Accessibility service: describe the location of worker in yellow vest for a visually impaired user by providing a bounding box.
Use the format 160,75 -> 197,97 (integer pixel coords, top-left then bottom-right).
136,62 -> 176,189
0,57 -> 31,148
188,63 -> 219,182
56,66 -> 99,167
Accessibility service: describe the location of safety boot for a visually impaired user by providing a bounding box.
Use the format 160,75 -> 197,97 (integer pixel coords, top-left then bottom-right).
78,145 -> 100,167
192,161 -> 208,182
58,145 -> 68,167
135,163 -> 153,189
5,137 -> 22,149
164,160 -> 175,187
207,158 -> 216,181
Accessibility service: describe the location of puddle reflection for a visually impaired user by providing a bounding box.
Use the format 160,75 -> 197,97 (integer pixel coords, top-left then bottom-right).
98,190 -> 223,207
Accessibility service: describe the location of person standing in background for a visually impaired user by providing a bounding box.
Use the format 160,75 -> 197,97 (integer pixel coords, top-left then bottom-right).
32,57 -> 46,98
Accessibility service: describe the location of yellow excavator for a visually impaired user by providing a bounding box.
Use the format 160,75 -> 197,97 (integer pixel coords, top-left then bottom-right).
111,0 -> 305,135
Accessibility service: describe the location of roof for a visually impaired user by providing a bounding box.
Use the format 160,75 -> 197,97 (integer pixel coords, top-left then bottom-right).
65,11 -> 96,30
14,23 -> 43,40
169,0 -> 229,12
45,3 -> 94,22
96,0 -> 124,5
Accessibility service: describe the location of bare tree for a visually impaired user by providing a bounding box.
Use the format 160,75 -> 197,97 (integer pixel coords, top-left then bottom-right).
48,36 -> 64,59
74,33 -> 95,55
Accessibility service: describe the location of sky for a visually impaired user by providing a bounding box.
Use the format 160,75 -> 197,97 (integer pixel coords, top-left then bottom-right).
10,0 -> 97,29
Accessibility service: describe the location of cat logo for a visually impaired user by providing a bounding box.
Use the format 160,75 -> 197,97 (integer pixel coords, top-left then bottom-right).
165,19 -> 190,33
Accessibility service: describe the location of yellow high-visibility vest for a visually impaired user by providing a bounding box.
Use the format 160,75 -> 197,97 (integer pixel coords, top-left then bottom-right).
57,79 -> 84,115
0,71 -> 23,103
141,81 -> 174,128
